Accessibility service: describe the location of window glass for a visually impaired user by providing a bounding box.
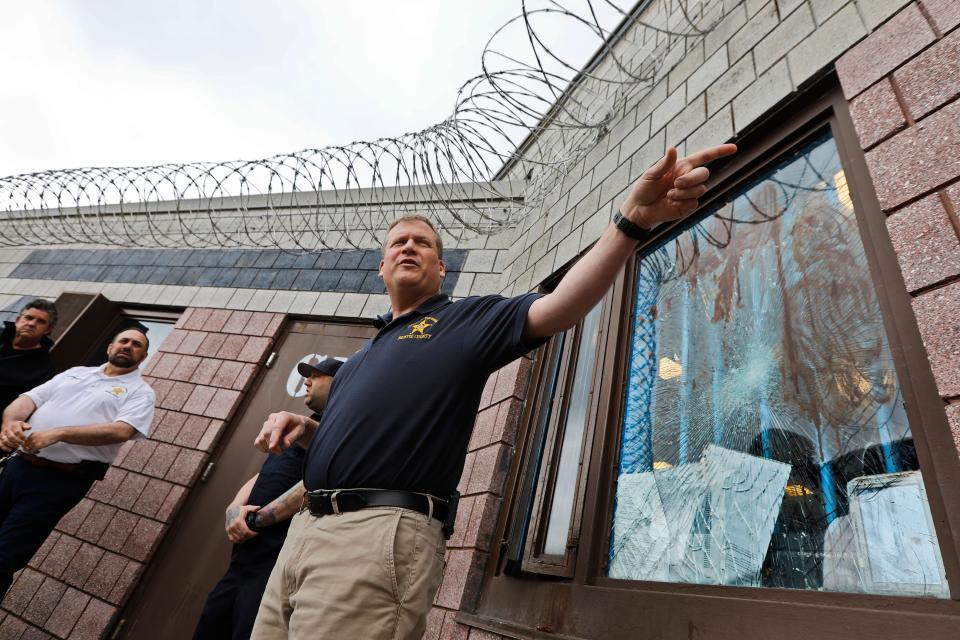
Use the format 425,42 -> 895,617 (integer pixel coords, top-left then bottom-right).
543,302 -> 603,555
607,134 -> 949,598
137,320 -> 174,369
507,331 -> 566,567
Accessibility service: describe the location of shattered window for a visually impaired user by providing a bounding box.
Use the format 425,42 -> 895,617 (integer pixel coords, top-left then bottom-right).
607,134 -> 950,598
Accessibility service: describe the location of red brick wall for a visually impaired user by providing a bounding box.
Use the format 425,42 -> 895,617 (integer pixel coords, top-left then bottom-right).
423,356 -> 531,640
0,308 -> 284,639
839,0 -> 960,452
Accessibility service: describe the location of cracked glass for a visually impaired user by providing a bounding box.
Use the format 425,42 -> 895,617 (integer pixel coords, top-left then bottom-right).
607,133 -> 949,598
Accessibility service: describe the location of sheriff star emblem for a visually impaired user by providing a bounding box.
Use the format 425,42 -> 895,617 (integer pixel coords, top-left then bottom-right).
399,316 -> 439,340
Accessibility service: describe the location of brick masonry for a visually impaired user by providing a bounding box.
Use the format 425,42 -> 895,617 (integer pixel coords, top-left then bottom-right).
837,1 -> 960,446
424,356 -> 532,640
0,308 -> 284,639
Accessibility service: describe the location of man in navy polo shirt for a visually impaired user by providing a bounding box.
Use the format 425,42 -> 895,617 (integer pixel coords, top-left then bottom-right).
251,142 -> 737,639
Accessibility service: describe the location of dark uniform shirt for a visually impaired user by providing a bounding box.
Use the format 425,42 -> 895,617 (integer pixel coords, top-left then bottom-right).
0,321 -> 55,412
231,441 -> 308,570
304,293 -> 544,498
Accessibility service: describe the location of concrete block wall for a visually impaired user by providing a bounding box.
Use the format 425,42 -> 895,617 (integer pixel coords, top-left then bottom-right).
838,0 -> 960,450
0,185 -> 522,257
499,0 -> 913,302
0,308 -> 284,639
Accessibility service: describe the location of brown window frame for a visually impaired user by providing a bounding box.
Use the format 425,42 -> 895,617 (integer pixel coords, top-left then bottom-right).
50,292 -> 181,369
501,327 -> 566,572
519,297 -> 610,576
466,79 -> 960,639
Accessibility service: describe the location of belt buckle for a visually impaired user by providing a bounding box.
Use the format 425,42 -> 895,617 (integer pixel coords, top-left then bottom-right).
0,452 -> 15,470
329,490 -> 341,515
299,491 -> 309,513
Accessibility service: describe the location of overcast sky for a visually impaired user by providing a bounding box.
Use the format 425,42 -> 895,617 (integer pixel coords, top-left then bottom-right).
0,1 -> 618,178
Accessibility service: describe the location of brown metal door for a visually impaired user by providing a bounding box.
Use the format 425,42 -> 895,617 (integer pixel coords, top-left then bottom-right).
117,320 -> 376,639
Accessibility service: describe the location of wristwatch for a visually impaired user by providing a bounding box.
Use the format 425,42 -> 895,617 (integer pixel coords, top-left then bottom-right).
244,509 -> 263,532
613,211 -> 653,242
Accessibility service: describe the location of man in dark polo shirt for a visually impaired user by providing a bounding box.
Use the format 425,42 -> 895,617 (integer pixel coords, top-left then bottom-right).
0,299 -> 57,414
251,142 -> 736,640
193,358 -> 342,640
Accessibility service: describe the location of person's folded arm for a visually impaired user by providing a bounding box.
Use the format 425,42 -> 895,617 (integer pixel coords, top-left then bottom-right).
21,421 -> 137,453
225,474 -> 260,543
253,481 -> 306,529
0,396 -> 37,452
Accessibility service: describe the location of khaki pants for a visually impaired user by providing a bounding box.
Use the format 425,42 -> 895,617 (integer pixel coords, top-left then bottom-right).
251,507 -> 446,640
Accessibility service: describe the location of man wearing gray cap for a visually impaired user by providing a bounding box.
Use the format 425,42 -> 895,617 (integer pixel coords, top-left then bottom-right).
193,357 -> 343,640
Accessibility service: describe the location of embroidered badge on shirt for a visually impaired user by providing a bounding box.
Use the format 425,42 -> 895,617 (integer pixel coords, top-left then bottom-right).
399,317 -> 438,340
106,386 -> 127,399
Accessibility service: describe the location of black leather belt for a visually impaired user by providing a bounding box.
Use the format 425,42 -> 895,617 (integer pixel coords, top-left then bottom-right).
19,451 -> 83,472
306,489 -> 449,524
14,452 -> 109,479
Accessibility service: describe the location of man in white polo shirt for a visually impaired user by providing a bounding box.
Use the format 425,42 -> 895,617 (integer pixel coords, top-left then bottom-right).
0,327 -> 155,598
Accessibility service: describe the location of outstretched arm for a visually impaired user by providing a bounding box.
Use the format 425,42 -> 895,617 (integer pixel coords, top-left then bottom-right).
524,144 -> 737,340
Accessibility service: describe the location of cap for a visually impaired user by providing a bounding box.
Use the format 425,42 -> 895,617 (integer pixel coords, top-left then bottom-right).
297,357 -> 344,379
